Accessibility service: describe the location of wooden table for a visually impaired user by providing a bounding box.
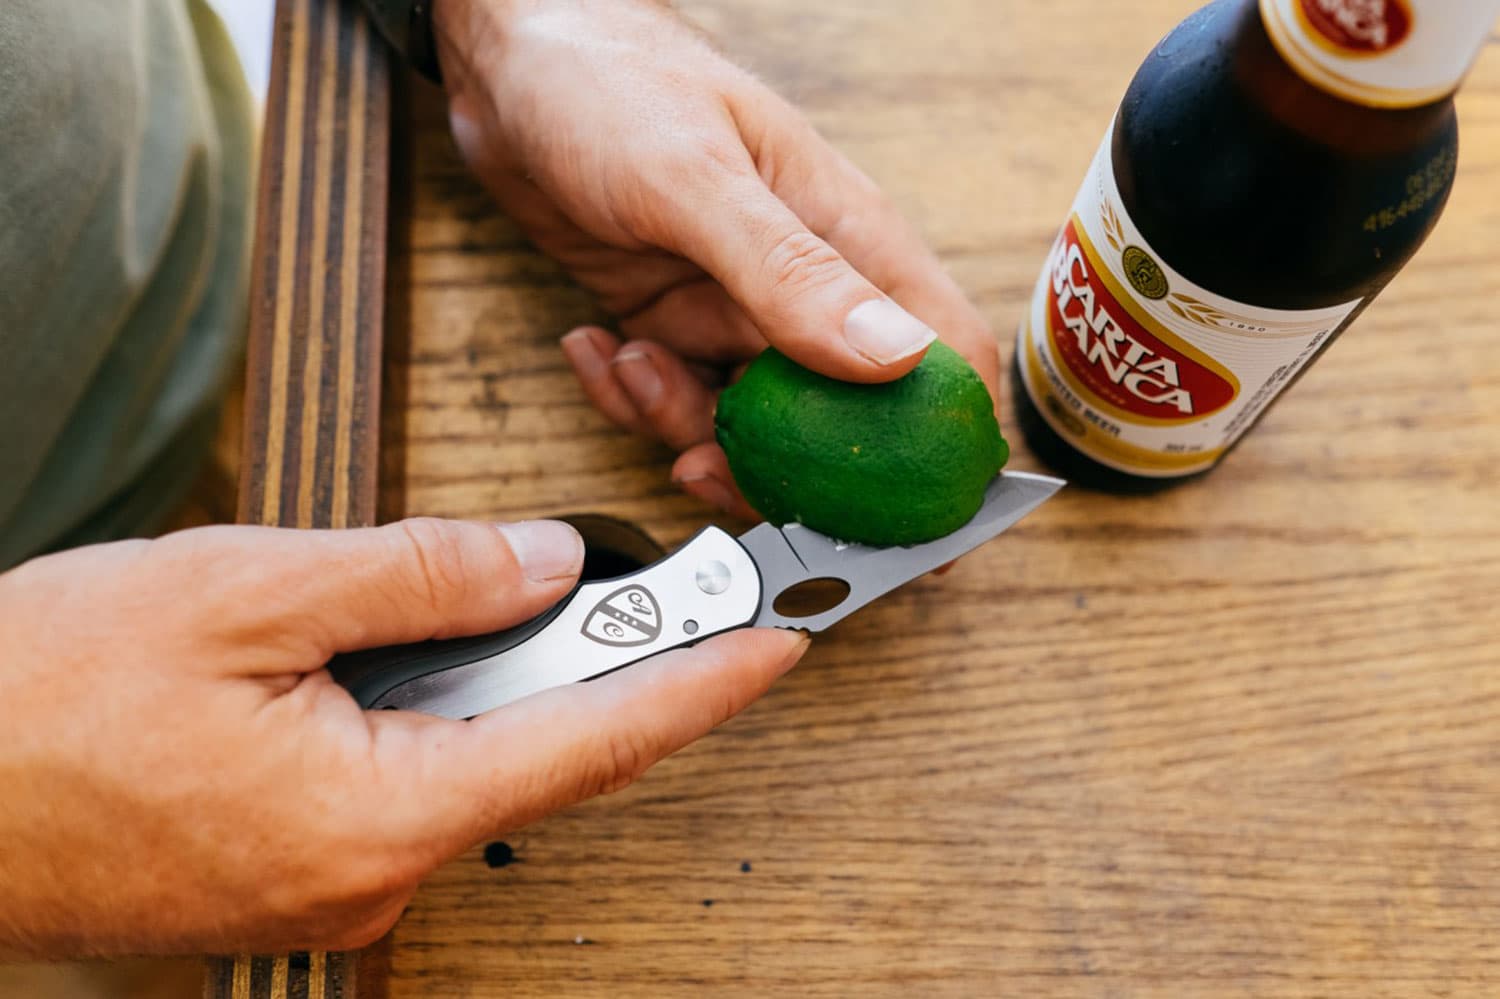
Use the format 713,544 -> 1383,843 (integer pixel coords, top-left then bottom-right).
224,1 -> 1500,995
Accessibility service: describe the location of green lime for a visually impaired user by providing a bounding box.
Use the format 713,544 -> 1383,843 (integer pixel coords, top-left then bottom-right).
715,342 -> 1007,546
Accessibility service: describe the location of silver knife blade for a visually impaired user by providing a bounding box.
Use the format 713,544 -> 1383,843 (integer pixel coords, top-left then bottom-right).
738,470 -> 1063,632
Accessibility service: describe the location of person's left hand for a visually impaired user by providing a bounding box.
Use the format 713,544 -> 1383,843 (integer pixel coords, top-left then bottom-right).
432,0 -> 1000,520
0,520 -> 806,957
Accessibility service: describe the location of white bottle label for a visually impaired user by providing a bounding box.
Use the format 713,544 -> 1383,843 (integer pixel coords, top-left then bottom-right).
1260,0 -> 1500,108
1015,122 -> 1363,477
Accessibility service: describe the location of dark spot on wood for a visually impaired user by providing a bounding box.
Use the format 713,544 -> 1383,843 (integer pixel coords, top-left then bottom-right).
740,861 -> 752,873
473,371 -> 512,425
702,899 -> 715,907
1075,593 -> 1088,609
484,841 -> 516,868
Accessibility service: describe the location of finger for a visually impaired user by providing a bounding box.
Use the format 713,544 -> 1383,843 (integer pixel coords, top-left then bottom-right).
655,157 -> 936,383
610,340 -> 720,451
156,519 -> 584,670
729,84 -> 1000,396
490,178 -> 705,316
819,192 -> 1000,395
384,628 -> 811,854
560,327 -> 646,434
686,358 -> 726,386
618,278 -> 766,364
672,444 -> 760,521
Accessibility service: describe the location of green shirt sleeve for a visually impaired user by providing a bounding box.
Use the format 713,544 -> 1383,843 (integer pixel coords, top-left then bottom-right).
0,0 -> 256,569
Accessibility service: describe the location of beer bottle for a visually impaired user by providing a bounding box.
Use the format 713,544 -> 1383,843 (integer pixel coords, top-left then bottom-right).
1011,0 -> 1499,490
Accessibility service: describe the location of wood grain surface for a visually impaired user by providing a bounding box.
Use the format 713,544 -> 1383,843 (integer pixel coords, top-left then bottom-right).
383,1 -> 1498,995
205,0 -> 390,995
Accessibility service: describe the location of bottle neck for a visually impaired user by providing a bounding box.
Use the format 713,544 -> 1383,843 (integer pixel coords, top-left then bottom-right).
1258,0 -> 1499,108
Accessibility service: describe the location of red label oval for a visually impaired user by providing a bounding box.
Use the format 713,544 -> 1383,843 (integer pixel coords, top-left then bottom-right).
1299,0 -> 1411,54
1046,220 -> 1236,423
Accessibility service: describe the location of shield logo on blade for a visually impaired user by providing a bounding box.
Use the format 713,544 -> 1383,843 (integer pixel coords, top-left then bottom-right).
580,584 -> 661,648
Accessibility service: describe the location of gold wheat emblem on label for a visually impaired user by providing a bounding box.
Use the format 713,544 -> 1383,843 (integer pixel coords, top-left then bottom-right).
1121,245 -> 1169,300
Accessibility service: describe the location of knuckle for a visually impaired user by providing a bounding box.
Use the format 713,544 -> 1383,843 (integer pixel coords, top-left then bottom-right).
848,164 -> 890,211
632,124 -> 750,225
320,903 -> 407,953
822,196 -> 900,262
761,227 -> 845,301
315,849 -> 423,914
254,837 -> 422,951
656,126 -> 746,178
348,857 -> 422,905
391,518 -> 472,616
114,536 -> 200,602
585,732 -> 655,799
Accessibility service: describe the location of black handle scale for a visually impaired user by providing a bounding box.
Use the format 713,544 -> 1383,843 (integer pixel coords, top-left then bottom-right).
326,598 -> 572,710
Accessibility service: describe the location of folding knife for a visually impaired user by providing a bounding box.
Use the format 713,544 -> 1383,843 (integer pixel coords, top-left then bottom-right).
329,471 -> 1063,719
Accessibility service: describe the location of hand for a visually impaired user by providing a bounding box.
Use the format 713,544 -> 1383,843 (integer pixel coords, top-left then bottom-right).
0,520 -> 807,957
433,0 -> 1000,519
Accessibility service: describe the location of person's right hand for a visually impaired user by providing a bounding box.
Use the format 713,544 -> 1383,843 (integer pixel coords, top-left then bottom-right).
0,520 -> 808,958
432,0 -> 1000,520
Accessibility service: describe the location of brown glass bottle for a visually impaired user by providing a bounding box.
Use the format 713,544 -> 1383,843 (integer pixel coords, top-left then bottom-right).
1011,0 -> 1474,491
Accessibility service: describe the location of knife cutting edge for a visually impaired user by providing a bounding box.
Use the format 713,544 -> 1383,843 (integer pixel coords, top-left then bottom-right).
328,470 -> 1064,719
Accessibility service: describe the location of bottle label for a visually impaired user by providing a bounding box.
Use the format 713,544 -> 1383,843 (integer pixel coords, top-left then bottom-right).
1260,0 -> 1500,108
1015,123 -> 1362,477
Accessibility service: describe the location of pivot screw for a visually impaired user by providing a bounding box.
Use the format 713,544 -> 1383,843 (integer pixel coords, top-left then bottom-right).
695,560 -> 731,595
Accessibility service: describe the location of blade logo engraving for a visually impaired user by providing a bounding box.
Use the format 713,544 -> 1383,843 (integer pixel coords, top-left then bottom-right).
581,585 -> 661,647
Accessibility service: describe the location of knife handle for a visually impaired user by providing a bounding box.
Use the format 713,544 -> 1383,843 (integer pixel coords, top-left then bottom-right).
326,526 -> 764,719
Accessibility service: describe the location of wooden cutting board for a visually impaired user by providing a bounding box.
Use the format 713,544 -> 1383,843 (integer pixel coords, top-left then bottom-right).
221,1 -> 1500,995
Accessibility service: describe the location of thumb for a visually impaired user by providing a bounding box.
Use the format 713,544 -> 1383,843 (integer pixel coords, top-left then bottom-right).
383,628 -> 810,854
164,518 -> 584,671
668,171 -> 936,382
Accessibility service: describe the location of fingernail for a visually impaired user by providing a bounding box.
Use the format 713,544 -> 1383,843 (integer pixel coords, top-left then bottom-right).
843,299 -> 937,365
612,350 -> 663,409
675,473 -> 739,513
560,329 -> 604,377
778,634 -> 812,676
497,520 -> 584,582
